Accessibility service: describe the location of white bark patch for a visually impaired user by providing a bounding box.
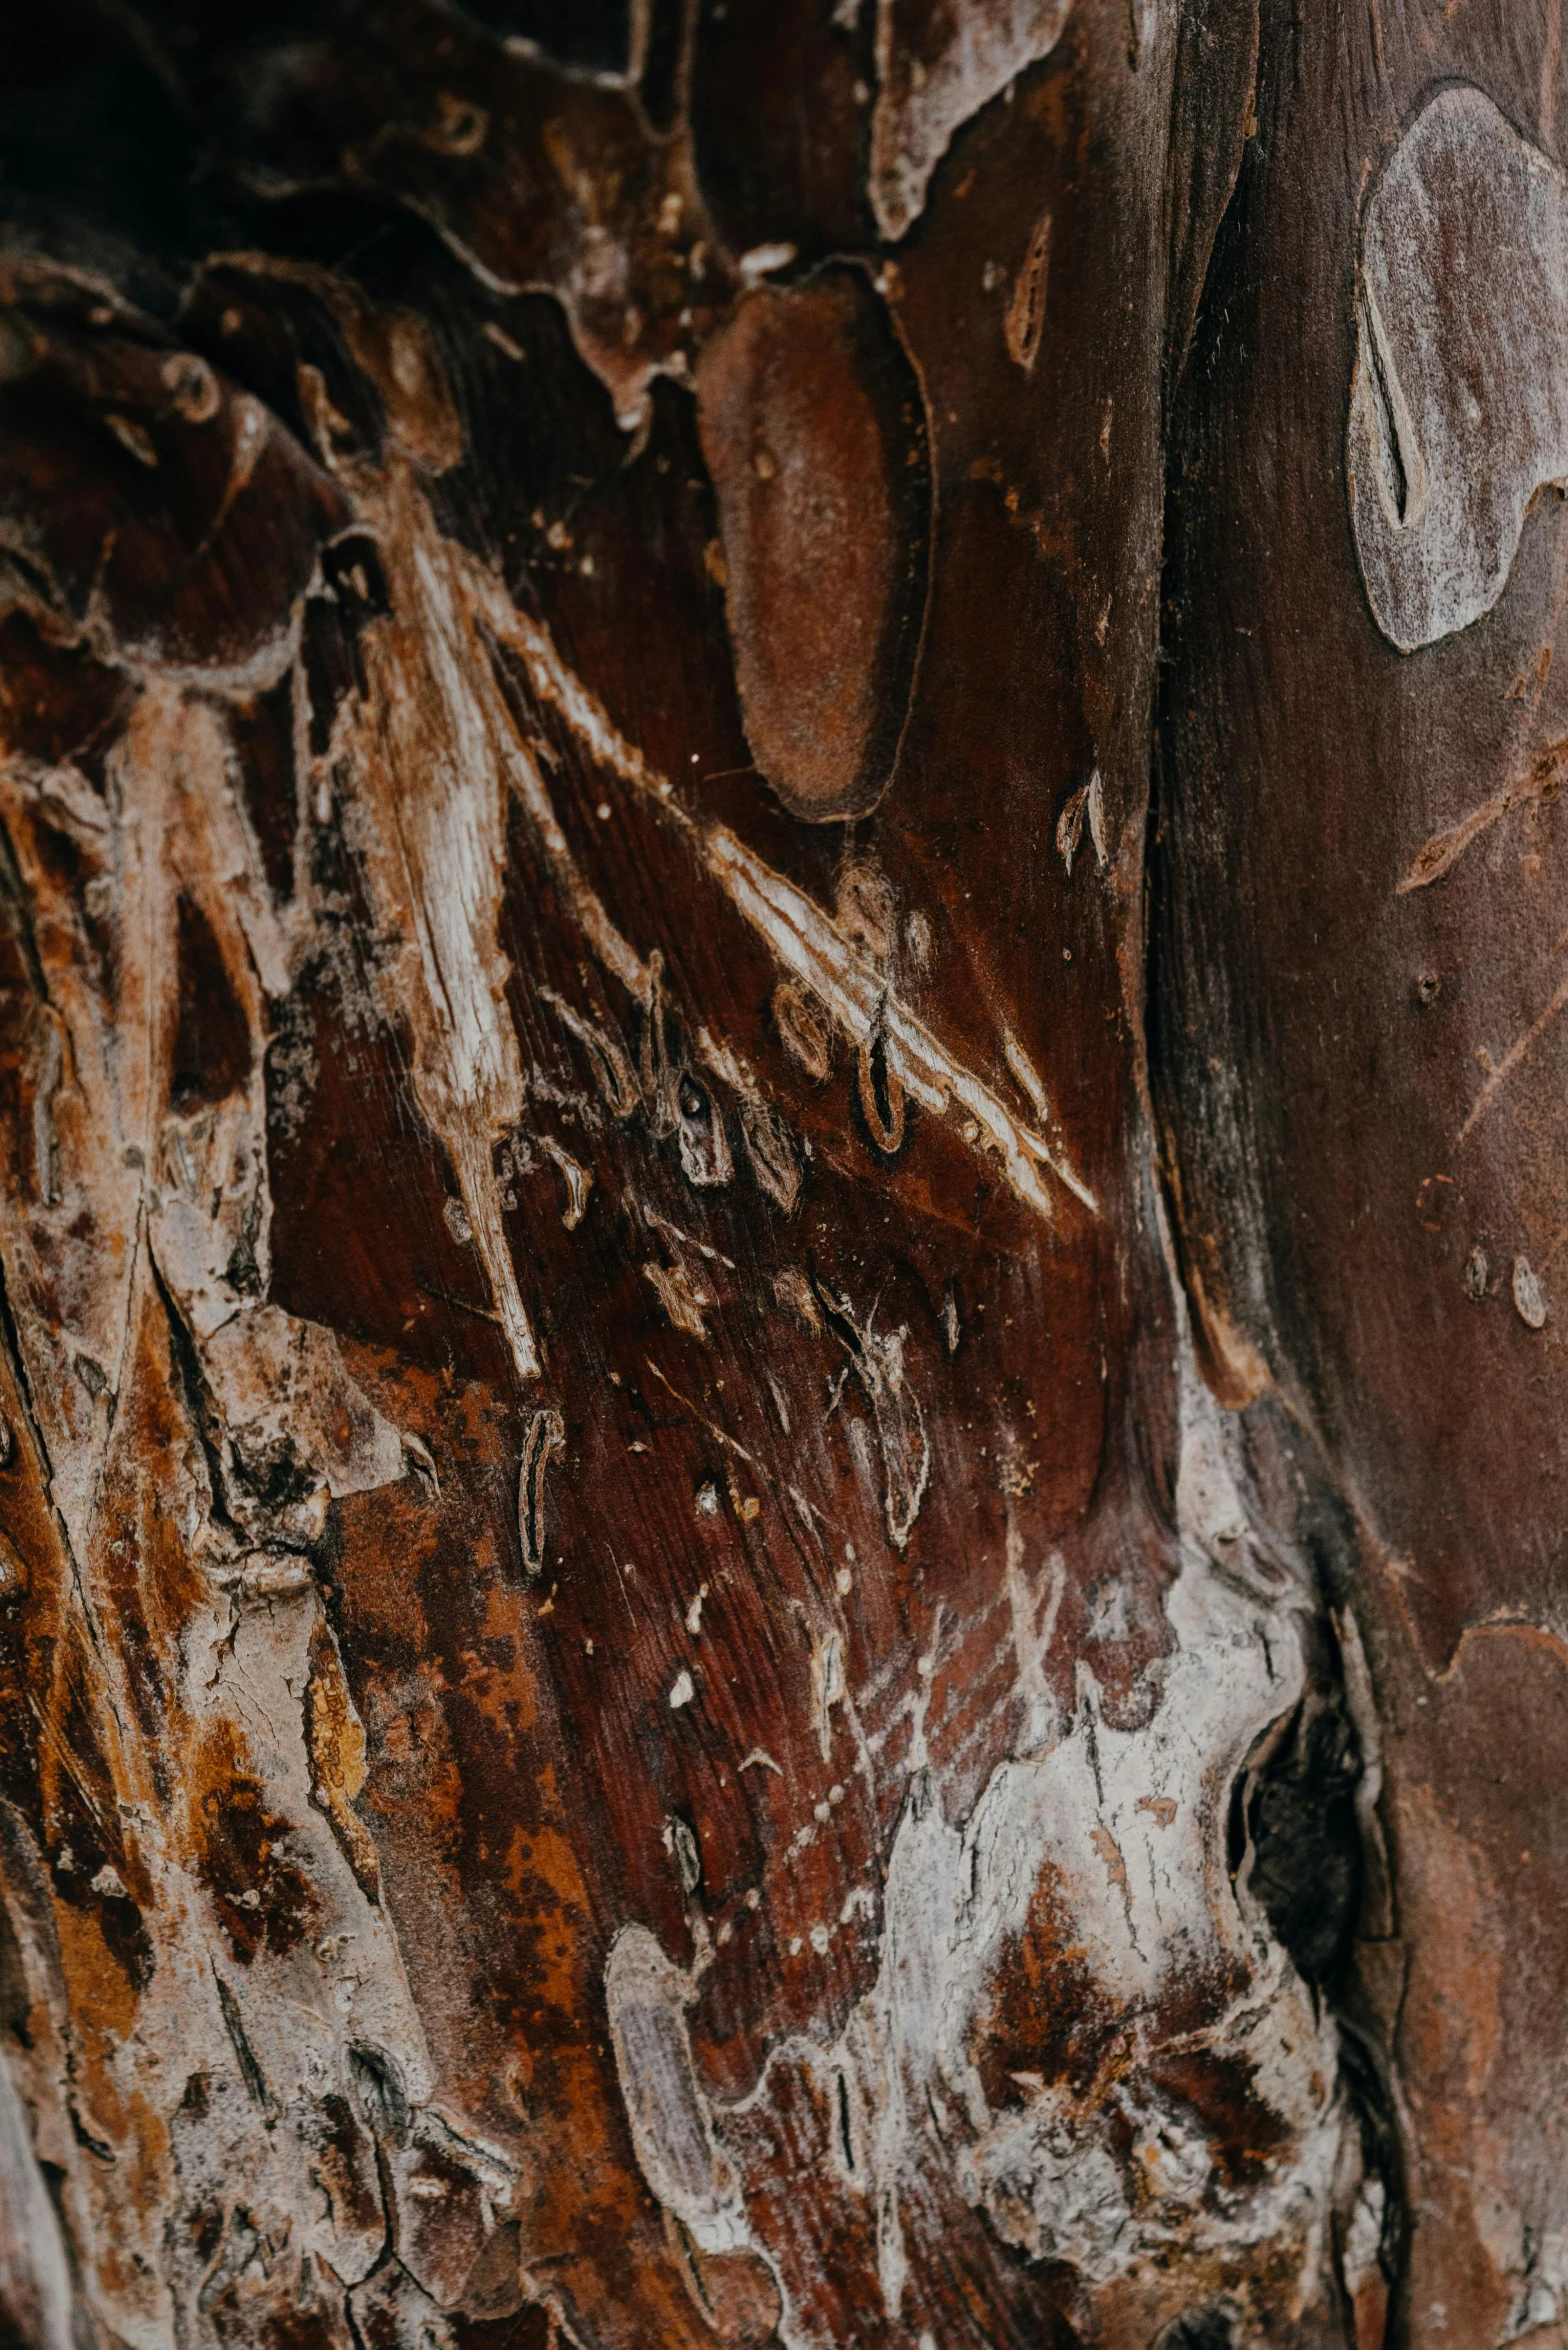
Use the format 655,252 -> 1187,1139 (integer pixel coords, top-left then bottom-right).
605,1928 -> 743,2242
1513,1255 -> 1549,1330
152,1588 -> 516,2324
1349,85 -> 1568,651
0,580 -> 530,2340
184,1588 -> 433,2095
871,0 -> 1075,242
0,683 -> 293,1550
608,1349 -> 1349,2348
0,2033 -> 75,2350
339,466 -> 541,1378
205,1309 -> 403,1498
1004,1522 -> 1065,1751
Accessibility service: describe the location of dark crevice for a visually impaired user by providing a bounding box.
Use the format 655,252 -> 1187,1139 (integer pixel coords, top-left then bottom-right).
1360,292 -> 1410,525
347,2041 -> 408,2290
147,1255 -> 247,1555
213,1965 -> 269,2109
835,2066 -> 855,2173
1198,1395 -> 1407,2339
0,1894 -> 29,2045
170,891 -> 253,1112
1151,2307 -> 1239,2350
0,1210 -> 108,1676
349,2041 -> 410,2147
637,0 -> 690,137
0,817 -> 51,1010
0,1235 -> 56,1506
1235,1677 -> 1362,1993
1147,17 -> 1411,2332
1161,0 -> 1262,420
517,1407 -> 565,1578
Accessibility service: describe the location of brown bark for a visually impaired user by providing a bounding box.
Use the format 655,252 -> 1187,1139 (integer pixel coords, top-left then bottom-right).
0,4 -> 1559,2346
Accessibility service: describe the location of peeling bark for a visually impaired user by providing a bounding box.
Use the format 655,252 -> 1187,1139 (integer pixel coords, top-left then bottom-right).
0,3 -> 1558,2346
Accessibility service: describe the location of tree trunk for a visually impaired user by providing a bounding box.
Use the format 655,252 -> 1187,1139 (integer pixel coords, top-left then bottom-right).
0,4 -> 1561,2346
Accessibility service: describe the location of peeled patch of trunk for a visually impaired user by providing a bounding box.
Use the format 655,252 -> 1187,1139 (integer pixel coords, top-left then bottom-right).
871,0 -> 1075,240
1348,84 -> 1568,652
696,268 -> 931,823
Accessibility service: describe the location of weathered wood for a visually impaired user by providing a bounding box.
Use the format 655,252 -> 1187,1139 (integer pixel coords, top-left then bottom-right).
0,3 -> 1560,2346
1153,8 -> 1568,2343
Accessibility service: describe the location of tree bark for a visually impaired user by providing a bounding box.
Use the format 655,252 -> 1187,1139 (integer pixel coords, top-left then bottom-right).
0,4 -> 1560,2346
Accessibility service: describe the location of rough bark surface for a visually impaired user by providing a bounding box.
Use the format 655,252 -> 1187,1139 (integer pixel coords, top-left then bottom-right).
0,4 -> 1558,2347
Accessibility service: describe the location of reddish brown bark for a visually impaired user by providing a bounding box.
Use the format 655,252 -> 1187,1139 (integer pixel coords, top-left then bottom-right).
0,5 -> 1560,2348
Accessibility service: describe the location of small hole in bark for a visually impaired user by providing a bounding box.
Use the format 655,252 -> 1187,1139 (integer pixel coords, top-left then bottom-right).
1151,2307 -> 1239,2350
161,353 -> 220,425
1005,211 -> 1052,374
675,1070 -> 733,1187
322,531 -> 389,625
1240,1692 -> 1362,1991
229,1436 -> 314,1510
665,1813 -> 702,1896
349,2042 -> 409,2144
302,593 -> 363,757
836,861 -> 895,961
835,2069 -> 856,2172
1363,308 -> 1409,527
518,1409 -> 566,1577
856,1030 -> 906,1156
224,1187 -> 265,1297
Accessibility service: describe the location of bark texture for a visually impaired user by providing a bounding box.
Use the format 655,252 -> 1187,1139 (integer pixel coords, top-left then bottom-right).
0,4 -> 1560,2346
